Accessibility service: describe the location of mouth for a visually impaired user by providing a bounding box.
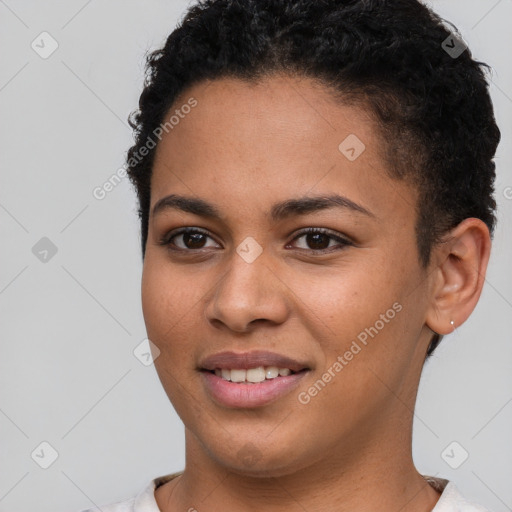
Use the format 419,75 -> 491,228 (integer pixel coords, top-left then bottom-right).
199,350 -> 311,408
206,366 -> 301,383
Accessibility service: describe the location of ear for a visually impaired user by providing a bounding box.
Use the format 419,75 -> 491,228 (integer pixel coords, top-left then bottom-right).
425,218 -> 491,335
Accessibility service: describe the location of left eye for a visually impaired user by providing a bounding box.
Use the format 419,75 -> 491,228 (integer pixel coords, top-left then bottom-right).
288,228 -> 352,252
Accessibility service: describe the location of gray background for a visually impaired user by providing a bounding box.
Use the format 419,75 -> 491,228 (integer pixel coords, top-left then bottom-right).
0,1 -> 510,511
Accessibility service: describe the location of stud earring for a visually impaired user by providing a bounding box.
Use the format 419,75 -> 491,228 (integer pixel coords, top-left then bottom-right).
450,319 -> 455,332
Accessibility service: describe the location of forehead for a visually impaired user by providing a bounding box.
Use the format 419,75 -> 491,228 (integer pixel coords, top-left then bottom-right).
150,74 -> 417,225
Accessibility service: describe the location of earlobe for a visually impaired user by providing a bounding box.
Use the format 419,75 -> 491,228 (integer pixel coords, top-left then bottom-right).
425,218 -> 491,336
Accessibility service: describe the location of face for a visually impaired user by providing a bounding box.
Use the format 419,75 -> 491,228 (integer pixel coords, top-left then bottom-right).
141,74 -> 435,477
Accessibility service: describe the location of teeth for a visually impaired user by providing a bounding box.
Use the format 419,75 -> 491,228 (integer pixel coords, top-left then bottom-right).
246,367 -> 266,383
265,366 -> 279,379
230,369 -> 246,383
214,366 -> 295,383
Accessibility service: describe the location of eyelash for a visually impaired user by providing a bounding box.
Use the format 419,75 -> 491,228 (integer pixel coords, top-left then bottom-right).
158,227 -> 353,254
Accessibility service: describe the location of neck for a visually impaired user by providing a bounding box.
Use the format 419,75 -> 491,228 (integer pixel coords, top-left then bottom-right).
156,425 -> 441,512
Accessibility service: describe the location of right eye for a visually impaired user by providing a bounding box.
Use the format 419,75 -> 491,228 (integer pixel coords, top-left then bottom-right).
159,227 -> 221,251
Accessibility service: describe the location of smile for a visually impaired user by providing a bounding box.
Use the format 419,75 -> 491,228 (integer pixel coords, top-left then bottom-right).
211,366 -> 295,383
201,369 -> 309,408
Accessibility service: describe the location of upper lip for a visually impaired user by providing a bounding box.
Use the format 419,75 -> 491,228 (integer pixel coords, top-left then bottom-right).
199,350 -> 310,372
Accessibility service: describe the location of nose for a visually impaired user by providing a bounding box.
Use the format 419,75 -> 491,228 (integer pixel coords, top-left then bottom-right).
204,248 -> 290,333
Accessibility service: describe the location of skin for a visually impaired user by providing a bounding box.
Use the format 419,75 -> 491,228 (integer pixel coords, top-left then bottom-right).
140,74 -> 491,512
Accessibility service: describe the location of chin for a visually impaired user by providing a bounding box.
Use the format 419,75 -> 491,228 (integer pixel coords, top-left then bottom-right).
199,430 -> 317,479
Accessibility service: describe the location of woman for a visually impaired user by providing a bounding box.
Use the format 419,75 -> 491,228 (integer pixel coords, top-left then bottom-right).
84,0 -> 500,510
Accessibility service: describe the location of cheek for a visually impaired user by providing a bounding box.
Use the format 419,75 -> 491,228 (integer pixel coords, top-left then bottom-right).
288,256 -> 416,407
287,261 -> 402,351
299,269 -> 419,417
141,259 -> 205,422
141,257 -> 197,353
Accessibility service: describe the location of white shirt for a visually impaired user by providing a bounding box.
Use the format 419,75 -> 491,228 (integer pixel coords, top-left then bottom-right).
79,474 -> 492,512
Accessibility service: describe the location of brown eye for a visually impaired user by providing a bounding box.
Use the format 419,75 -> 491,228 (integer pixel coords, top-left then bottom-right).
290,228 -> 352,253
182,232 -> 207,249
304,232 -> 331,250
161,228 -> 220,251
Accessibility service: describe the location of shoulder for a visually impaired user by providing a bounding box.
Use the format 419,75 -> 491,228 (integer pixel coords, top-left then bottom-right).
438,481 -> 491,512
76,472 -> 182,512
78,497 -> 136,512
425,476 -> 493,512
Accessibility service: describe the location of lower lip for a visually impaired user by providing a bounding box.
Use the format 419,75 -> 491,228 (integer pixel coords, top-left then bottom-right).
201,370 -> 308,408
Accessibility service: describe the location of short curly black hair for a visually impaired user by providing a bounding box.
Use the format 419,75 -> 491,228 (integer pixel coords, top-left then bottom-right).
126,0 -> 500,356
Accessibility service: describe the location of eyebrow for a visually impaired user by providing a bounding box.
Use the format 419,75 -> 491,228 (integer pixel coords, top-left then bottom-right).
151,193 -> 375,221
